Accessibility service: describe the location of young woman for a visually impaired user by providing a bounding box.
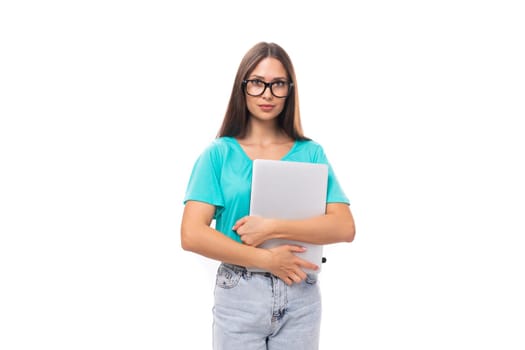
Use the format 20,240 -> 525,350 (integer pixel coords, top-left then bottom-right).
181,42 -> 355,350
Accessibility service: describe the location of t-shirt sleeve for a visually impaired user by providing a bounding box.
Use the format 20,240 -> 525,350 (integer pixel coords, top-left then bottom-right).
314,145 -> 350,205
183,143 -> 225,216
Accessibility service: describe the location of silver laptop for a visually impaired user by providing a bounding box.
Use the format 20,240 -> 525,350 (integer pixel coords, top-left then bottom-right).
248,159 -> 328,274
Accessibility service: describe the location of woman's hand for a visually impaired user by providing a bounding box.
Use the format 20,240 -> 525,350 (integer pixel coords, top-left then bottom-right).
233,215 -> 274,247
264,245 -> 318,285
234,215 -> 319,285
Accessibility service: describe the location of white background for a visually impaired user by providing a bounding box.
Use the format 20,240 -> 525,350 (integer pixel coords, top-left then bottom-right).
1,1 -> 524,349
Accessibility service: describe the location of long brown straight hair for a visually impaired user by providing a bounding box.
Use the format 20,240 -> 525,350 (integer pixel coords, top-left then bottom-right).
217,42 -> 309,140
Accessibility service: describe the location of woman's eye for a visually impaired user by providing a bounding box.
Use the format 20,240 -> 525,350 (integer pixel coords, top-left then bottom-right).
273,80 -> 286,87
252,79 -> 264,86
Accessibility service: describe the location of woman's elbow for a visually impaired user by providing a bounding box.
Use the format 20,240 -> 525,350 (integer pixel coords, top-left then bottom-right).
328,204 -> 356,243
180,224 -> 197,252
341,219 -> 356,243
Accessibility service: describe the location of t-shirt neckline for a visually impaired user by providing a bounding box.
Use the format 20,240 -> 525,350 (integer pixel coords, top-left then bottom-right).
227,137 -> 298,161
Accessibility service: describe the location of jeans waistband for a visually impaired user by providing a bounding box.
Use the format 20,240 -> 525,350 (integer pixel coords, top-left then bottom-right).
221,263 -> 273,277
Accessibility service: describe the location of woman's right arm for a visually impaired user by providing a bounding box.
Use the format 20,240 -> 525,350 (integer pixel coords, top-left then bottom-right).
181,200 -> 318,285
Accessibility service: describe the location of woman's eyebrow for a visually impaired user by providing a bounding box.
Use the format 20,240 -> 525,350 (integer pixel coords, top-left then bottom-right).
248,74 -> 288,81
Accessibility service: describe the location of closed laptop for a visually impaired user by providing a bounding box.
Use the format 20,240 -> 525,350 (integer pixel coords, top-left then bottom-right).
248,159 -> 328,274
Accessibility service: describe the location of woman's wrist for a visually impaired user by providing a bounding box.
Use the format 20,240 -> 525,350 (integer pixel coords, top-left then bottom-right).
266,218 -> 280,240
252,247 -> 272,270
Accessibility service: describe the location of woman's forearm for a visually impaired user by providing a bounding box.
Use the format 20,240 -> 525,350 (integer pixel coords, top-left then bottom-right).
181,222 -> 270,269
269,205 -> 355,244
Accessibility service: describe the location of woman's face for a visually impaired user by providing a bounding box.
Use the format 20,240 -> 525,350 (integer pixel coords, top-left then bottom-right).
245,57 -> 289,123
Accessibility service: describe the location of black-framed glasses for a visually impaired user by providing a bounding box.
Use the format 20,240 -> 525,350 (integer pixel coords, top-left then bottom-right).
242,79 -> 293,98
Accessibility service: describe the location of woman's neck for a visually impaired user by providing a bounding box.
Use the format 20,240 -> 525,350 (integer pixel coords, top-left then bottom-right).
240,119 -> 291,146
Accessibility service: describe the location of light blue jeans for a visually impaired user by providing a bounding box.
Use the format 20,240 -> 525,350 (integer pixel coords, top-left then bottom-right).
212,263 -> 322,350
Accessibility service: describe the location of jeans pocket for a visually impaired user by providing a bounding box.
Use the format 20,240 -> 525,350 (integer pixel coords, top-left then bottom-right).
215,264 -> 242,289
305,274 -> 318,285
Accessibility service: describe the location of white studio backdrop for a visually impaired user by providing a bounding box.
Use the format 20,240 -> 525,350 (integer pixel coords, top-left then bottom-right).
1,1 -> 524,349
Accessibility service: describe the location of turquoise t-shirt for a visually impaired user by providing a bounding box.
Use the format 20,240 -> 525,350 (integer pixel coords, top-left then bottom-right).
183,136 -> 350,242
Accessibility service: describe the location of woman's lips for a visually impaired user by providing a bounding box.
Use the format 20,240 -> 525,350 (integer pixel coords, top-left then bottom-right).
259,104 -> 274,112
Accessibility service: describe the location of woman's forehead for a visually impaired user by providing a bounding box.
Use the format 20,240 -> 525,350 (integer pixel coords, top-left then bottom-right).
249,57 -> 287,78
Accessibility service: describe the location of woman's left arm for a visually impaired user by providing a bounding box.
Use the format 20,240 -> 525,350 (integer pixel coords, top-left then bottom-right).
233,203 -> 355,246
